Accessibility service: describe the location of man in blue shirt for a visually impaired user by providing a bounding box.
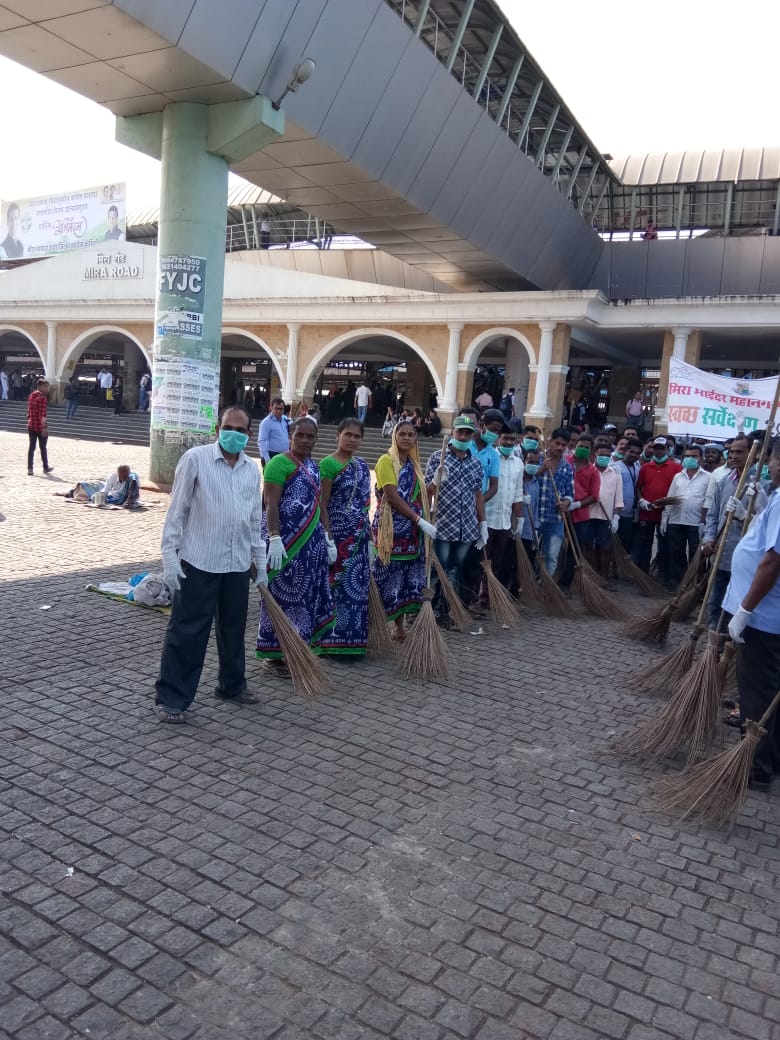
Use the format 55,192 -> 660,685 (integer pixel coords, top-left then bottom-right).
537,428 -> 575,574
724,439 -> 780,790
258,397 -> 290,466
611,437 -> 642,557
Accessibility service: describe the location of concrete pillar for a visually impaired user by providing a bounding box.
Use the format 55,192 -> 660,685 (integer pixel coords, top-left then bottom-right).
44,321 -> 63,402
117,97 -> 283,483
439,323 -> 462,412
526,321 -> 556,422
672,326 -> 691,361
685,330 -> 702,367
285,323 -> 300,405
655,330 -> 676,435
123,341 -> 146,410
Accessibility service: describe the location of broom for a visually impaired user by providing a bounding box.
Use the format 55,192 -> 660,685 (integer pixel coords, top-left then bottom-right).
518,498 -> 571,615
514,532 -> 542,609
431,552 -> 471,631
480,549 -> 522,626
367,575 -> 396,657
597,502 -> 663,597
717,639 -> 738,698
561,509 -> 623,620
657,687 -> 780,826
671,574 -> 707,623
258,585 -> 329,699
631,440 -> 760,685
399,435 -> 449,680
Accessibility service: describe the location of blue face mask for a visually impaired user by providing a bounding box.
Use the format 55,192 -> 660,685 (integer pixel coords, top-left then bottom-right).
218,428 -> 249,454
761,464 -> 770,480
653,454 -> 668,464
525,463 -> 540,476
596,455 -> 611,468
682,457 -> 699,470
449,437 -> 470,452
481,430 -> 498,446
522,438 -> 539,452
723,450 -> 729,460
498,445 -> 514,457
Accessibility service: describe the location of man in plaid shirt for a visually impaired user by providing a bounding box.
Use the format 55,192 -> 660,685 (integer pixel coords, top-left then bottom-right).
27,378 -> 53,476
537,427 -> 574,574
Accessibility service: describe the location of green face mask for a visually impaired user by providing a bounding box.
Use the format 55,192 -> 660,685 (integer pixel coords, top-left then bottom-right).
481,430 -> 498,446
596,455 -> 611,468
613,452 -> 625,460
522,438 -> 539,452
498,445 -> 515,457
653,454 -> 668,464
574,446 -> 591,460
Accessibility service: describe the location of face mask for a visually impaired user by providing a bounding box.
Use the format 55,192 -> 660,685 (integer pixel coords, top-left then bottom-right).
524,463 -> 540,476
574,446 -> 591,460
761,464 -> 770,480
682,457 -> 699,470
596,455 -> 611,468
498,445 -> 514,457
613,452 -> 625,460
522,438 -> 539,452
641,451 -> 652,461
653,454 -> 668,464
481,430 -> 498,446
449,438 -> 470,452
218,429 -> 249,454
723,450 -> 729,460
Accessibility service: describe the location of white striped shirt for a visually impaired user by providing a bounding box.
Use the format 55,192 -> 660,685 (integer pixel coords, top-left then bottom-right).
161,440 -> 264,574
485,453 -> 524,530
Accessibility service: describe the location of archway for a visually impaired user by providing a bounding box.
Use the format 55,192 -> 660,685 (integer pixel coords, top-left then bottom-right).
463,328 -> 535,418
299,328 -> 443,426
0,326 -> 46,399
60,326 -> 152,409
220,329 -> 285,419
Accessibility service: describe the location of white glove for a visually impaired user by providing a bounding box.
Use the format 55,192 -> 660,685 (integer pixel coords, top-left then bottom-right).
610,515 -> 619,534
567,500 -> 582,512
660,512 -> 669,535
254,564 -> 268,588
163,561 -> 186,593
638,498 -> 652,512
725,495 -> 746,521
418,517 -> 437,539
267,535 -> 288,571
325,536 -> 338,564
523,493 -> 531,506
727,606 -> 752,644
745,482 -> 756,498
475,520 -> 489,550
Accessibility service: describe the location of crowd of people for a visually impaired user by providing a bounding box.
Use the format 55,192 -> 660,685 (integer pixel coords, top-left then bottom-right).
152,397 -> 780,792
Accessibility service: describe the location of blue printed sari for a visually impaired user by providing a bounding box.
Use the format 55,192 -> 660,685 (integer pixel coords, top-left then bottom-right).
371,457 -> 425,619
321,457 -> 371,656
256,456 -> 335,658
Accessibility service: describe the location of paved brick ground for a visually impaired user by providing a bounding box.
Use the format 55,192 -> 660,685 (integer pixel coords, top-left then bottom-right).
1,430 -> 778,1040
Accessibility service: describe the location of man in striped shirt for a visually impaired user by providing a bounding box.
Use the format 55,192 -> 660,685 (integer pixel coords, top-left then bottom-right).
154,406 -> 266,724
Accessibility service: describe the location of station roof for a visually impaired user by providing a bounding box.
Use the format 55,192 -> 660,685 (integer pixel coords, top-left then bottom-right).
610,148 -> 780,186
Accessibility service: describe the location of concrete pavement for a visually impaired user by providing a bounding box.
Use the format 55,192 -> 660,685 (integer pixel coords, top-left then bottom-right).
0,431 -> 778,1040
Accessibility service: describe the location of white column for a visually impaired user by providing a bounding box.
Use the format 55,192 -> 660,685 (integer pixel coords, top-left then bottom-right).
45,320 -> 57,379
672,327 -> 691,361
439,322 -> 463,410
285,323 -> 300,401
528,321 -> 556,416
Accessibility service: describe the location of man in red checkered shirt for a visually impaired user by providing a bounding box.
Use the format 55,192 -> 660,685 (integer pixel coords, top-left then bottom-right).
27,378 -> 53,475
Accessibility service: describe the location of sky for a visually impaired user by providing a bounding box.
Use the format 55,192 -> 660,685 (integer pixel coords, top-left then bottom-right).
0,1 -> 775,211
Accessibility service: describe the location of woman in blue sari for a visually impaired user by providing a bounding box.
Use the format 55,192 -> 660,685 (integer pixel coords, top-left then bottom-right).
372,421 -> 437,641
257,417 -> 335,666
319,418 -> 371,656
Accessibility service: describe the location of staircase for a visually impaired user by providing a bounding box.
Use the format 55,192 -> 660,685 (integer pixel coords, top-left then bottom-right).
0,401 -> 440,469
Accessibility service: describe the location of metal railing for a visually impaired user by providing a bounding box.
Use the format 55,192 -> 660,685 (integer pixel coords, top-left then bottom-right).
225,216 -> 371,252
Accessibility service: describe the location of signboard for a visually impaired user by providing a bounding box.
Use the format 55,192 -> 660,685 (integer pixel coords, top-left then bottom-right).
150,355 -> 218,436
82,248 -> 143,281
156,255 -> 206,340
0,183 -> 126,259
667,358 -> 778,440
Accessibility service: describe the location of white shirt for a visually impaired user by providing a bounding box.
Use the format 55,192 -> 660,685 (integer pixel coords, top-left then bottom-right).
99,371 -> 113,389
161,440 -> 264,574
355,385 -> 371,406
666,467 -> 711,526
485,453 -> 524,530
589,465 -> 624,520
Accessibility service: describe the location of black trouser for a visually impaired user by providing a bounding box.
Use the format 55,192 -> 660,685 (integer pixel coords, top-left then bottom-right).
558,519 -> 592,589
707,568 -> 732,630
737,627 -> 780,782
27,431 -> 49,471
636,519 -> 662,575
155,562 -> 250,713
113,393 -> 123,415
618,516 -> 637,557
481,528 -> 514,599
461,543 -> 483,605
666,523 -> 700,586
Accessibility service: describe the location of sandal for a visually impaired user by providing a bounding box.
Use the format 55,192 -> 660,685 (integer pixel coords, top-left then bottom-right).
156,706 -> 186,724
723,708 -> 741,729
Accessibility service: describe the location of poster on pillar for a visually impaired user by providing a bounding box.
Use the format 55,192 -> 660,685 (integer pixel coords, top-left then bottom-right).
150,355 -> 218,439
667,359 -> 778,439
156,255 -> 206,341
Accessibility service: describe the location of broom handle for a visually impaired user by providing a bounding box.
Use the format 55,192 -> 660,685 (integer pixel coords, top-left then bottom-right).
549,471 -> 585,564
757,687 -> 780,729
424,433 -> 450,586
692,438 -> 759,629
741,371 -> 780,535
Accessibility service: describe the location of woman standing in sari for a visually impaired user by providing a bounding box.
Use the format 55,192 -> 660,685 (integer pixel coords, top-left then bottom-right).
319,418 -> 371,656
257,417 -> 335,666
372,421 -> 437,640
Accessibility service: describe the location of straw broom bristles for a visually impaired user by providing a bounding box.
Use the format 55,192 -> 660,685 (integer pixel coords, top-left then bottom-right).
574,560 -> 623,620
634,628 -> 699,693
537,555 -> 575,617
515,537 -> 542,608
367,576 -> 396,658
432,552 -> 471,631
680,545 -> 704,590
671,575 -> 706,623
717,640 -> 737,698
610,538 -> 664,597
656,688 -> 780,826
258,585 -> 329,699
481,554 -> 522,627
398,587 -> 448,681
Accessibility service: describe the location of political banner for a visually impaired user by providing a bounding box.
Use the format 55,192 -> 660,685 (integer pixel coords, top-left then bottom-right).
667,358 -> 778,440
0,183 -> 126,259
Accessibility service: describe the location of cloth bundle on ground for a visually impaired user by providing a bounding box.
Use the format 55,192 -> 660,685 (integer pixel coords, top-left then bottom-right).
87,571 -> 171,612
68,466 -> 140,507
